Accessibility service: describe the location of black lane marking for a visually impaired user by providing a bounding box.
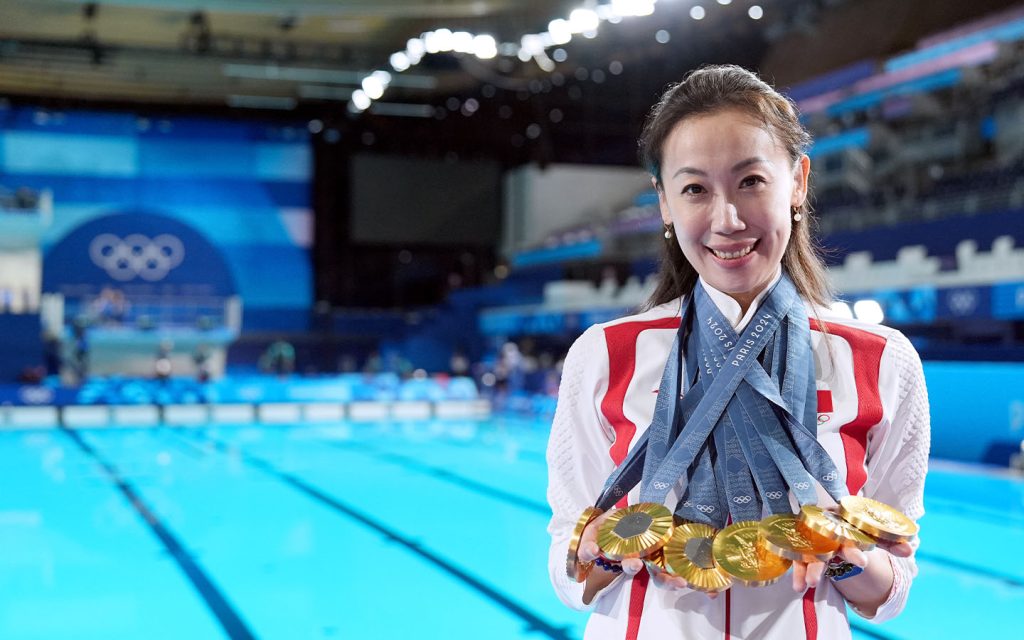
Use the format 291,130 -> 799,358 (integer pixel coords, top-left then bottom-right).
326,440 -> 551,516
174,429 -> 573,640
916,551 -> 1024,588
59,427 -> 255,640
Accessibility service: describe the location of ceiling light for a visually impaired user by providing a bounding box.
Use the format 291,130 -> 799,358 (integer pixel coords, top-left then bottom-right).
690,6 -> 706,20
853,300 -> 884,323
568,8 -> 600,34
749,5 -> 764,19
452,31 -> 474,53
520,33 -> 545,57
828,302 -> 854,319
361,75 -> 385,100
389,52 -> 410,72
351,89 -> 371,111
548,19 -> 573,45
611,0 -> 655,17
472,34 -> 498,59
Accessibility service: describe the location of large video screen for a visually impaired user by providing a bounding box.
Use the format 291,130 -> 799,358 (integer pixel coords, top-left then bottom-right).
350,154 -> 501,246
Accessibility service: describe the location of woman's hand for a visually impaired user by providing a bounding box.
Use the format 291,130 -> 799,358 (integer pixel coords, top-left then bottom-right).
577,510 -> 644,603
792,536 -> 915,618
577,511 -> 720,600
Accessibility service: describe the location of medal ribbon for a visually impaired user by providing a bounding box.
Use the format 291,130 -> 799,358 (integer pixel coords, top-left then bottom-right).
593,273 -> 847,527
676,280 -> 847,526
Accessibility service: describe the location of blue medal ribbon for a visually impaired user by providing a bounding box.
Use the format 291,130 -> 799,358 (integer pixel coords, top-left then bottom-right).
593,273 -> 848,526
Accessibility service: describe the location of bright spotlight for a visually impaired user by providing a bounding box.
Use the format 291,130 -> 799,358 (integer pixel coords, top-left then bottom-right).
690,6 -> 706,20
390,52 -> 410,72
351,89 -> 371,111
568,8 -> 600,34
853,299 -> 885,324
406,37 -> 426,60
828,301 -> 854,320
452,30 -> 474,53
548,18 -> 573,45
749,5 -> 764,19
520,33 -> 545,56
361,75 -> 385,100
612,0 -> 655,17
472,34 -> 497,59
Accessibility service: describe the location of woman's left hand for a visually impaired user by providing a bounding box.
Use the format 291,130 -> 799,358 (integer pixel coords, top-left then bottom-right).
791,539 -> 914,592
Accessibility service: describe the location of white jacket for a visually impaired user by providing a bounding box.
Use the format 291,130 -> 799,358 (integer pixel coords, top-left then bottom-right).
546,284 -> 930,640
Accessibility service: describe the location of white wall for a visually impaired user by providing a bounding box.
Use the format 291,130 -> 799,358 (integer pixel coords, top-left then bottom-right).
503,163 -> 651,254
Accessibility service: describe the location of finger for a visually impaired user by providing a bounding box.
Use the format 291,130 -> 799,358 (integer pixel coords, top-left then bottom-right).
650,569 -> 689,591
706,590 -> 720,600
792,561 -> 807,592
578,540 -> 601,563
621,559 -> 644,577
881,541 -> 914,558
805,561 -> 826,589
839,546 -> 869,568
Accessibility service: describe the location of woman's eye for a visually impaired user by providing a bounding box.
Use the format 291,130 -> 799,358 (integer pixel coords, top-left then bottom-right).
740,175 -> 765,188
681,184 -> 705,195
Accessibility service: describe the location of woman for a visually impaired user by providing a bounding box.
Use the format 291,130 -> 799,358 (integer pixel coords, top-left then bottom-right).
546,65 -> 929,639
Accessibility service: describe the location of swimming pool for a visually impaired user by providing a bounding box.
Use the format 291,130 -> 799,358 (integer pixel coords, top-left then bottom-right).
1,418 -> 1021,639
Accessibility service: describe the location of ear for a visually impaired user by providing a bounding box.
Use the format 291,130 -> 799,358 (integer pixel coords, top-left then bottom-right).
791,154 -> 811,208
653,176 -> 672,226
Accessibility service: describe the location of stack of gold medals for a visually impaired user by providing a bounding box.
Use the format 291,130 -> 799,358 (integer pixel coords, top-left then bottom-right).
567,495 -> 918,591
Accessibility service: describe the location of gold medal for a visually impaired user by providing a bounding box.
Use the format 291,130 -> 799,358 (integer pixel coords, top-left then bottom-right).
712,521 -> 792,587
759,514 -> 840,562
798,505 -> 876,551
566,506 -> 603,582
644,546 -> 668,573
596,502 -> 674,561
838,496 -> 918,543
663,522 -> 732,592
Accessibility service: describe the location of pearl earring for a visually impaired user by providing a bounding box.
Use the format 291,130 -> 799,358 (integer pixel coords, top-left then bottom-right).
792,207 -> 802,222
664,228 -> 672,239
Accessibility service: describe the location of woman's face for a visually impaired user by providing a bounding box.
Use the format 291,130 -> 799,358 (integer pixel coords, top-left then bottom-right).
656,108 -> 810,310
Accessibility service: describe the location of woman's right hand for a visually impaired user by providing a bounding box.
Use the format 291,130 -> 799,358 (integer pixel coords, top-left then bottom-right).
577,510 -> 717,600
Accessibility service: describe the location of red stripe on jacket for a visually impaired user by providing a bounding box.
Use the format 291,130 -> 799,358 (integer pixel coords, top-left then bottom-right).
802,320 -> 888,640
601,318 -> 680,640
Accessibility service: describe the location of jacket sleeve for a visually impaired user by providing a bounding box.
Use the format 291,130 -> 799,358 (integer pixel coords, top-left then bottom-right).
546,325 -> 623,610
854,330 -> 931,623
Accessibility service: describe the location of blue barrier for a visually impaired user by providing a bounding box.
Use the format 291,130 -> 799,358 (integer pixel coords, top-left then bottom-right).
0,374 -> 481,407
924,361 -> 1024,464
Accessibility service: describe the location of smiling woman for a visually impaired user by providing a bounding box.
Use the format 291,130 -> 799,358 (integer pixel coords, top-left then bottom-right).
546,65 -> 931,640
639,65 -> 832,316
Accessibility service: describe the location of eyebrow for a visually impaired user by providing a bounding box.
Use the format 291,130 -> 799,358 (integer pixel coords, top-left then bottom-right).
671,156 -> 769,179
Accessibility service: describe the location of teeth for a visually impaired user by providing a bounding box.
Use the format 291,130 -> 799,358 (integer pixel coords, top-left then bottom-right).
710,245 -> 754,260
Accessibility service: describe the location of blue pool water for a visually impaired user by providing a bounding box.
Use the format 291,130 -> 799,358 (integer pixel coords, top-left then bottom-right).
0,418 -> 1022,639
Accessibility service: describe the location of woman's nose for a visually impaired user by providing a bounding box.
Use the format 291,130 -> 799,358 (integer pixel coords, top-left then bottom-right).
711,197 -> 745,233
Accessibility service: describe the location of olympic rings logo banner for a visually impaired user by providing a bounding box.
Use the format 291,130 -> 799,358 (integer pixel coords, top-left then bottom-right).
43,212 -> 237,298
89,233 -> 186,282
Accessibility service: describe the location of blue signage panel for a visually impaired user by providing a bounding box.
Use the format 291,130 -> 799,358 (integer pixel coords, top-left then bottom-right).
993,281 -> 1024,319
936,285 -> 991,320
43,212 -> 237,300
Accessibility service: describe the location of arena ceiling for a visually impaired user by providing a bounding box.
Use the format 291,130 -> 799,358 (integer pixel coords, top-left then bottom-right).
0,0 -> 1021,165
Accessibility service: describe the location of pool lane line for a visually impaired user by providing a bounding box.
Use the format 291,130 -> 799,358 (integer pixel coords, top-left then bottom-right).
915,551 -> 1024,588
925,497 -> 1024,530
169,428 -> 575,640
325,440 -> 551,516
58,427 -> 256,640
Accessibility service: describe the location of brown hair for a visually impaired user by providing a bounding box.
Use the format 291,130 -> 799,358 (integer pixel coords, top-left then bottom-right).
639,64 -> 833,310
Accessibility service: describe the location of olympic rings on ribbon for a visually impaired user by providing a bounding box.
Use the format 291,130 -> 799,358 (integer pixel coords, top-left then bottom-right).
89,233 -> 185,282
